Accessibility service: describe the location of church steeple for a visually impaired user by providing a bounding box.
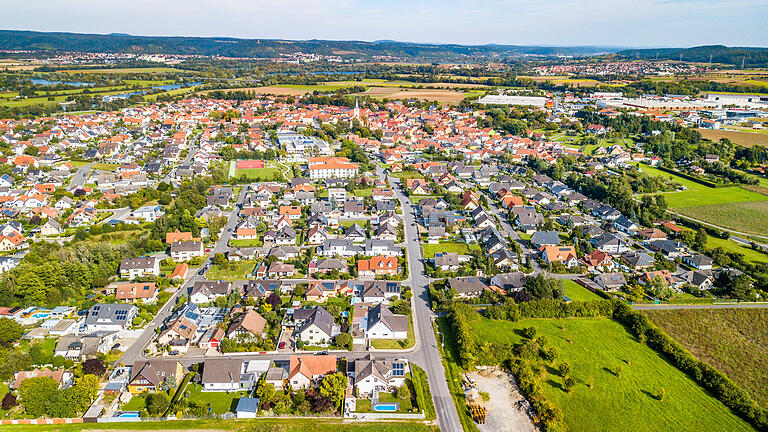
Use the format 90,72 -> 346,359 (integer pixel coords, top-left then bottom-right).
353,97 -> 360,119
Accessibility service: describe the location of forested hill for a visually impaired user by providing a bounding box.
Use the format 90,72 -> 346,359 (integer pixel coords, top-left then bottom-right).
0,30 -> 622,60
617,45 -> 768,66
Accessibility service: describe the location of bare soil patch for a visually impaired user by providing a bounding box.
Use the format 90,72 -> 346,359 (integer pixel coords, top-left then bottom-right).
467,367 -> 536,432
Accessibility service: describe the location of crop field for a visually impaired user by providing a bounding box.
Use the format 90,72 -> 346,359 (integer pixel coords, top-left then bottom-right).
643,309 -> 768,408
356,86 -> 468,104
706,235 -> 768,264
471,317 -> 753,432
676,200 -> 768,236
699,128 -> 768,148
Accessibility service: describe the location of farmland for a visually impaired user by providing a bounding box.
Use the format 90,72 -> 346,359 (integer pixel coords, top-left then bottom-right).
470,317 -> 754,432
676,200 -> 768,236
356,86 -> 469,104
643,309 -> 768,408
699,129 -> 768,148
706,235 -> 768,264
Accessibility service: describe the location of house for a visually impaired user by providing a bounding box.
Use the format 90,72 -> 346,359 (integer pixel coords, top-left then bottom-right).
165,230 -> 193,243
128,359 -> 184,394
279,205 -> 302,220
131,205 -> 165,222
592,232 -> 631,254
314,258 -> 348,275
613,215 -> 638,234
170,240 -> 204,261
114,282 -> 158,303
190,281 -> 232,304
540,245 -> 579,268
621,251 -> 655,270
640,270 -> 673,285
12,369 -> 74,390
358,256 -> 398,278
490,272 -> 526,293
295,306 -> 338,345
202,359 -> 254,392
39,219 -> 63,236
226,310 -> 267,340
682,253 -> 713,270
360,281 -> 402,303
54,331 -> 118,359
433,252 -> 469,271
120,257 -> 159,279
267,261 -> 295,278
447,277 -> 488,298
288,355 -> 337,389
530,230 -> 561,248
637,228 -> 667,241
364,303 -> 408,339
349,355 -> 408,398
647,240 -> 687,259
157,316 -> 198,346
84,303 -> 138,333
580,250 -> 615,271
594,273 -> 627,291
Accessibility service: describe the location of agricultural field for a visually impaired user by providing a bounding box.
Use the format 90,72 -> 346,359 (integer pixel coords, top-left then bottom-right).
356,86 -> 468,104
638,163 -> 768,234
643,309 -> 768,408
676,200 -> 768,236
59,67 -> 186,74
471,317 -> 753,432
706,235 -> 768,264
699,128 -> 768,148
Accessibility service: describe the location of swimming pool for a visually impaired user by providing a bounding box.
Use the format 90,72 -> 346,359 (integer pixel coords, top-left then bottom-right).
115,411 -> 140,418
373,403 -> 399,412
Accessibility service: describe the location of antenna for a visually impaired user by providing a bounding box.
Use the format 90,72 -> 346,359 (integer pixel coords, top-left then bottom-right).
679,52 -> 682,62
741,57 -> 745,69
655,51 -> 658,60
709,54 -> 712,64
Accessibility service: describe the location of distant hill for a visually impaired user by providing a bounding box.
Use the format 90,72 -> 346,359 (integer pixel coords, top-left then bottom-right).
617,45 -> 768,67
0,29 -> 624,60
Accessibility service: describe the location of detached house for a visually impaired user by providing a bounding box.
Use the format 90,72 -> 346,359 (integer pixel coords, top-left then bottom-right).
288,355 -> 338,389
120,257 -> 159,279
349,355 -> 408,398
170,240 -> 204,261
128,359 -> 184,394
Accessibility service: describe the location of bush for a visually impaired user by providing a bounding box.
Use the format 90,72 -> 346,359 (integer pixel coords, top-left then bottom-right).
396,384 -> 411,400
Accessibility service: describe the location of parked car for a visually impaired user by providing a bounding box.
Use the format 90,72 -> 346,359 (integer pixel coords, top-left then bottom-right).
278,341 -> 286,349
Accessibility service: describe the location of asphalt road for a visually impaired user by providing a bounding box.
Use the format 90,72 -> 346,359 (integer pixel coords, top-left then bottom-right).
382,166 -> 463,432
67,162 -> 94,191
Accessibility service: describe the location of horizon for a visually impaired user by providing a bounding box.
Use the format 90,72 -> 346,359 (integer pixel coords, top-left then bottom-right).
2,0 -> 767,47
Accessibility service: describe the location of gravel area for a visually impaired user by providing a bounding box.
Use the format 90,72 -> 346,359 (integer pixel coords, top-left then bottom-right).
468,367 -> 537,432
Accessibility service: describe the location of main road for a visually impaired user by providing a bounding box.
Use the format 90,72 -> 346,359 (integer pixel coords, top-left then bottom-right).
380,166 -> 463,432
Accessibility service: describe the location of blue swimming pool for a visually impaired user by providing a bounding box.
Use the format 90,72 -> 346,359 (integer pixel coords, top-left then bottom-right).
115,411 -> 140,418
373,403 -> 399,412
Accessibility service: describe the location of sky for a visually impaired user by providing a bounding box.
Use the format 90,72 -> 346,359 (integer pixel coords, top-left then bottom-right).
1,0 -> 767,47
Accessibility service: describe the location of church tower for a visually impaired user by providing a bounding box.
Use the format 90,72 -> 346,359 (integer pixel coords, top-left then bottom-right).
353,97 -> 360,119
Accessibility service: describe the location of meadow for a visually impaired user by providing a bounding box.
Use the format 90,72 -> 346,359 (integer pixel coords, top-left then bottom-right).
676,201 -> 768,236
471,317 -> 754,432
561,279 -> 603,301
643,309 -> 768,408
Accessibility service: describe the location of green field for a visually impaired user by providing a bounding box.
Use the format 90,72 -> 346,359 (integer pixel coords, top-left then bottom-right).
206,260 -> 257,280
235,167 -> 282,180
471,317 -> 753,432
706,235 -> 768,264
8,419 -> 437,432
421,242 -> 478,259
676,201 -> 768,236
562,279 -> 602,301
92,162 -> 120,172
228,238 -> 264,247
643,309 -> 768,408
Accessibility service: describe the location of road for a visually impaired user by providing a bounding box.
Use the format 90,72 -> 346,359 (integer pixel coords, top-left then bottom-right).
118,186 -> 249,366
381,166 -> 463,432
162,134 -> 199,184
483,191 -> 543,273
67,162 -> 94,191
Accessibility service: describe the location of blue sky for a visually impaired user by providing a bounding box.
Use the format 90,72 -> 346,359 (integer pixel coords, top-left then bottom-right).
2,0 -> 766,47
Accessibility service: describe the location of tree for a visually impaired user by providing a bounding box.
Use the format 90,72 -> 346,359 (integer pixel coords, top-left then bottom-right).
256,381 -> 277,408
558,362 -> 571,377
160,375 -> 177,393
657,387 -> 667,402
521,326 -> 537,339
265,292 -> 282,310
319,372 -> 347,411
524,274 -> 564,300
396,384 -> 411,400
212,253 -> 227,265
0,318 -> 24,347
1,392 -> 16,410
731,275 -> 756,301
77,375 -> 100,403
334,332 -> 352,349
563,375 -> 575,394
145,392 -> 170,415
81,358 -> 106,376
19,376 -> 58,417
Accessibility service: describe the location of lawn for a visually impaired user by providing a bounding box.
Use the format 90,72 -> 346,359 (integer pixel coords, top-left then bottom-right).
370,317 -> 415,350
421,242 -> 475,259
229,238 -> 264,247
409,195 -> 440,204
9,419 -> 438,432
675,201 -> 768,236
92,162 -> 119,172
643,308 -> 768,408
706,235 -> 768,264
471,317 -> 754,432
561,279 -> 602,301
235,167 -> 282,180
206,261 -> 257,280
186,383 -> 247,414
391,171 -> 425,180
121,394 -> 147,411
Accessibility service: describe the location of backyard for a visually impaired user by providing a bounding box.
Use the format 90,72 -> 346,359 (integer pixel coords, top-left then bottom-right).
185,383 -> 249,414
